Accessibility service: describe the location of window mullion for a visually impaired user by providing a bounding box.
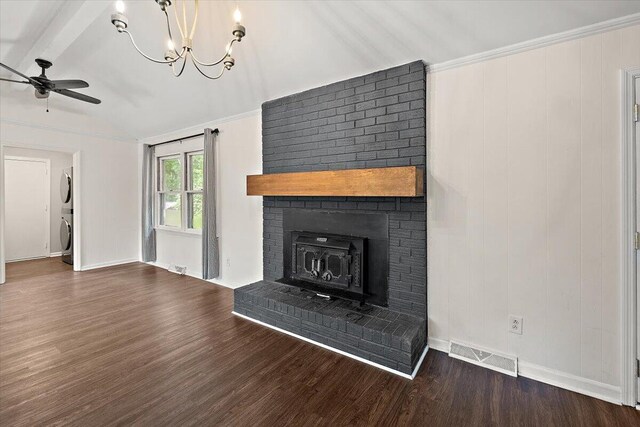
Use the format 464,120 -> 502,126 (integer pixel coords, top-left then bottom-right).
182,153 -> 187,231
182,190 -> 187,231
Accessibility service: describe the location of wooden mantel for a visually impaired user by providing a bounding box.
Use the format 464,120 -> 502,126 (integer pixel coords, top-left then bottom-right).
246,166 -> 424,197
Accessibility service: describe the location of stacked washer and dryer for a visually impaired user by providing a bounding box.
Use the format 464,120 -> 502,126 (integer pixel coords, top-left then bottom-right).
60,168 -> 73,265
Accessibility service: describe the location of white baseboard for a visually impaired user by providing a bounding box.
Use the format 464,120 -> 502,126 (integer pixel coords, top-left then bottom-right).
427,337 -> 450,353
6,256 -> 47,263
144,261 -> 203,280
428,337 -> 622,405
143,261 -> 243,290
233,311 -> 429,380
81,258 -> 139,271
211,281 -> 246,290
49,252 -> 62,257
518,361 -> 621,406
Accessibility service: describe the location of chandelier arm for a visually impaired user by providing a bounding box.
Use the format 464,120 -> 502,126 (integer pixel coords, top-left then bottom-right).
189,0 -> 199,39
191,55 -> 226,80
190,38 -> 236,67
163,9 -> 182,57
172,0 -> 185,39
182,0 -> 188,38
171,55 -> 188,77
122,30 -> 185,64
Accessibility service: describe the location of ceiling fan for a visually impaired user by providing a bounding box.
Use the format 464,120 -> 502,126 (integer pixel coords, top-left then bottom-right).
0,58 -> 101,106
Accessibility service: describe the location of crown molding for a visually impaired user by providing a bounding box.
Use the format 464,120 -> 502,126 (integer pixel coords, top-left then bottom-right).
138,108 -> 261,145
429,13 -> 640,73
0,118 -> 134,143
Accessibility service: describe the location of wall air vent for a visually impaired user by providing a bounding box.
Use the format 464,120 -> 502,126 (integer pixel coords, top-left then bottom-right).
449,340 -> 518,377
168,265 -> 187,276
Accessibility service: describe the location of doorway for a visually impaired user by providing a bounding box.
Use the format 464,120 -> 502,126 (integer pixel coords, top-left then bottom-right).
1,146 -> 78,281
4,156 -> 50,261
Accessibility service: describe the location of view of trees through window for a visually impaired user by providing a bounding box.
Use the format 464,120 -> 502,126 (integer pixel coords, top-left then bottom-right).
162,158 -> 182,191
160,157 -> 182,228
158,152 -> 203,230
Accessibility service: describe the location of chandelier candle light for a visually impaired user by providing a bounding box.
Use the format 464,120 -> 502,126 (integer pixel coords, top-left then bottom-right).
110,0 -> 246,79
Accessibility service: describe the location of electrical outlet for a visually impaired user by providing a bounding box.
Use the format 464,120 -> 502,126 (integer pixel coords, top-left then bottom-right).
509,315 -> 523,335
226,258 -> 231,268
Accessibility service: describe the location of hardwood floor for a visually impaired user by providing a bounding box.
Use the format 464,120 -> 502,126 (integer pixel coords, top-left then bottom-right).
1,258 -> 638,426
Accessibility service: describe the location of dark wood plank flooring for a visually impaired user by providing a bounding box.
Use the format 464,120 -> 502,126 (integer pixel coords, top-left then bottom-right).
1,258 -> 638,426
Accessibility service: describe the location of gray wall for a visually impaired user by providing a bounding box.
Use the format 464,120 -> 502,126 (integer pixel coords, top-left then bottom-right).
4,147 -> 72,255
261,61 -> 426,319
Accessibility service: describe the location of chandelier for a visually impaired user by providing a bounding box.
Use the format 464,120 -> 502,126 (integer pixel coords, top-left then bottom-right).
110,0 -> 246,79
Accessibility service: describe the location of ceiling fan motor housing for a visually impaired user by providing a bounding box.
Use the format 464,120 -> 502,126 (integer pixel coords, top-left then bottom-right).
34,88 -> 49,99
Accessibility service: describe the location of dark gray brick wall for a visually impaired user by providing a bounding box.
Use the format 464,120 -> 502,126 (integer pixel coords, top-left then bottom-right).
262,61 -> 425,174
261,61 -> 426,320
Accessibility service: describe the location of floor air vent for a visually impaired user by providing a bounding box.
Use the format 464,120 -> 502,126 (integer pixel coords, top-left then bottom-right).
449,340 -> 517,377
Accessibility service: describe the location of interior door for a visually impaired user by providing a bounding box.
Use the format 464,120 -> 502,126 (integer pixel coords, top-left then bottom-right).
4,158 -> 48,261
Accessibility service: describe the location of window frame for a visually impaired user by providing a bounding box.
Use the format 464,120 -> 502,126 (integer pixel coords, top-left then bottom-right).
155,150 -> 204,234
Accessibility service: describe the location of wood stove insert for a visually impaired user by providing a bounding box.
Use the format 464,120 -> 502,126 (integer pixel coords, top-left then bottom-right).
291,231 -> 365,301
280,210 -> 389,306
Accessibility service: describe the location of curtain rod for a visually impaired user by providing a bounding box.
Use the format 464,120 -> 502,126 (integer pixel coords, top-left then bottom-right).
148,128 -> 219,147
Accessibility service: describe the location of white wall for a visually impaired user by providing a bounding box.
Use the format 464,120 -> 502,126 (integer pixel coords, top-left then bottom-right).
0,106 -> 139,271
427,24 -> 640,399
142,111 -> 263,288
155,230 -> 203,275
4,147 -> 72,255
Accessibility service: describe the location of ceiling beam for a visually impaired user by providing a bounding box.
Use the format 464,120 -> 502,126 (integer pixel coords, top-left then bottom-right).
19,0 -> 110,76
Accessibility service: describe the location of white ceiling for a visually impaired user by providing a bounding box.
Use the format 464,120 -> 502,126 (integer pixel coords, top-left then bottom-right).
1,0 -> 639,141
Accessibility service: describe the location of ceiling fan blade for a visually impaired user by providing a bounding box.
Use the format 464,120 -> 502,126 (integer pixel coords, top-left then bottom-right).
53,89 -> 101,104
0,77 -> 30,84
49,79 -> 89,90
0,62 -> 40,86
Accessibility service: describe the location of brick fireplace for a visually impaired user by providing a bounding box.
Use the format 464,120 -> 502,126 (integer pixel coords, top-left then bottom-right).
234,61 -> 427,376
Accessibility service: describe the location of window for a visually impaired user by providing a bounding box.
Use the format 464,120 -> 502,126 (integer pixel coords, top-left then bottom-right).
156,150 -> 203,232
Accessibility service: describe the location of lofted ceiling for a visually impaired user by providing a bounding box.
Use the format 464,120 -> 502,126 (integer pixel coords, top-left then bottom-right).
1,0 -> 639,141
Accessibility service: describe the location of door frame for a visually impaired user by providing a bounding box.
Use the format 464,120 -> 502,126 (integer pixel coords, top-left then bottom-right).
0,146 -> 82,283
3,155 -> 51,261
621,66 -> 640,407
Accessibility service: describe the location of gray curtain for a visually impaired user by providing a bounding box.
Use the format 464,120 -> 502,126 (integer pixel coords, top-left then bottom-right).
141,144 -> 157,262
202,128 -> 220,279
